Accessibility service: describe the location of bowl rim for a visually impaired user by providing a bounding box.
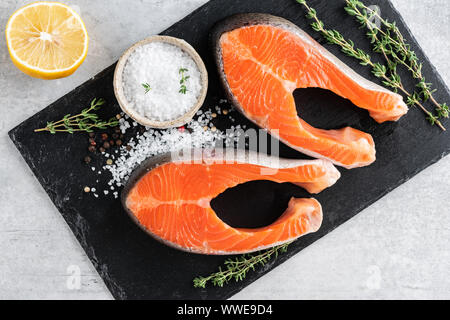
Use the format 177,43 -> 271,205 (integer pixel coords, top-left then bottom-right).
113,35 -> 208,129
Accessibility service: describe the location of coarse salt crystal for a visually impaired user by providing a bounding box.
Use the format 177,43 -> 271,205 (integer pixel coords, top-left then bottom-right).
104,109 -> 226,188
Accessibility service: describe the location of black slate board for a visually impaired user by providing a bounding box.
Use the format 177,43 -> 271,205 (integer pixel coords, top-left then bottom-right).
9,0 -> 450,300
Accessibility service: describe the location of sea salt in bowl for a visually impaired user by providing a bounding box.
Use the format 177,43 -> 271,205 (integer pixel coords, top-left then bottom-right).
113,36 -> 208,129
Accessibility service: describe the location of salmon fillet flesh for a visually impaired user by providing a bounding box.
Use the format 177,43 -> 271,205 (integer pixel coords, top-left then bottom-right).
122,150 -> 340,255
213,14 -> 409,169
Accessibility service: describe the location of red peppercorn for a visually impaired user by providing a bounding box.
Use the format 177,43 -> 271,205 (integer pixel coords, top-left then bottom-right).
101,133 -> 108,141
178,126 -> 185,133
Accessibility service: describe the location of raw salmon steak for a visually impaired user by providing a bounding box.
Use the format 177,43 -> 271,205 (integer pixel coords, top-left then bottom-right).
212,14 -> 409,169
122,149 -> 340,255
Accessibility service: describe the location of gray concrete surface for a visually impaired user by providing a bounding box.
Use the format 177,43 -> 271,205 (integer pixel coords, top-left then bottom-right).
0,0 -> 449,300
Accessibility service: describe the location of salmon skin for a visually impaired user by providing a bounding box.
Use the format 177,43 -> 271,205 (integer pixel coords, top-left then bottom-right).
212,14 -> 409,169
122,149 -> 340,255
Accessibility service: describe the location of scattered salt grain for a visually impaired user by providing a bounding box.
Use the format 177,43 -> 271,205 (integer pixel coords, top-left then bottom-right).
119,118 -> 131,134
93,101 -> 242,197
104,109 -> 228,188
122,42 -> 202,122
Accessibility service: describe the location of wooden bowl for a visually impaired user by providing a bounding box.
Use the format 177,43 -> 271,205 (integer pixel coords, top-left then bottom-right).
113,36 -> 208,129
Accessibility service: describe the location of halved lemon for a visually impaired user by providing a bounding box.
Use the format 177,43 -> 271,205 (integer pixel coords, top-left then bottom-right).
5,2 -> 89,80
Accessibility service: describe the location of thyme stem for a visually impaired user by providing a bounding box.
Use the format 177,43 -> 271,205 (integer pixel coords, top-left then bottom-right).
344,0 -> 449,121
193,243 -> 290,288
179,68 -> 190,94
35,98 -> 119,134
296,0 -> 445,131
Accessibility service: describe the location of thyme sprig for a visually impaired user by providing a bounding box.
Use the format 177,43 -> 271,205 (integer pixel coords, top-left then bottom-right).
179,68 -> 190,94
193,243 -> 290,288
34,98 -> 119,134
344,0 -> 449,120
142,82 -> 151,94
296,0 -> 445,130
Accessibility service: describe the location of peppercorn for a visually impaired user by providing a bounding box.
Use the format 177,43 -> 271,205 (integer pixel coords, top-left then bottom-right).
116,114 -> 121,120
114,127 -> 121,134
84,156 -> 92,164
120,134 -> 124,139
223,110 -> 229,115
112,133 -> 119,140
99,147 -> 106,153
84,186 -> 91,193
88,146 -> 96,153
88,132 -> 95,138
89,138 -> 96,146
106,159 -> 113,165
109,140 -> 115,146
116,140 -> 122,146
126,145 -> 132,151
103,141 -> 110,149
101,133 -> 108,141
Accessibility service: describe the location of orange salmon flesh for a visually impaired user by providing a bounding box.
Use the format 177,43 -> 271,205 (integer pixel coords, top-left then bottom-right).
219,24 -> 409,169
124,157 -> 340,255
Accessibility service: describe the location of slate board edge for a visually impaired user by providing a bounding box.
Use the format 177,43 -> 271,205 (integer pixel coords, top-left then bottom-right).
7,0 -> 450,300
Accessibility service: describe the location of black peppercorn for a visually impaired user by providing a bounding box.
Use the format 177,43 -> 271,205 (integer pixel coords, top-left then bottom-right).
84,156 -> 92,164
